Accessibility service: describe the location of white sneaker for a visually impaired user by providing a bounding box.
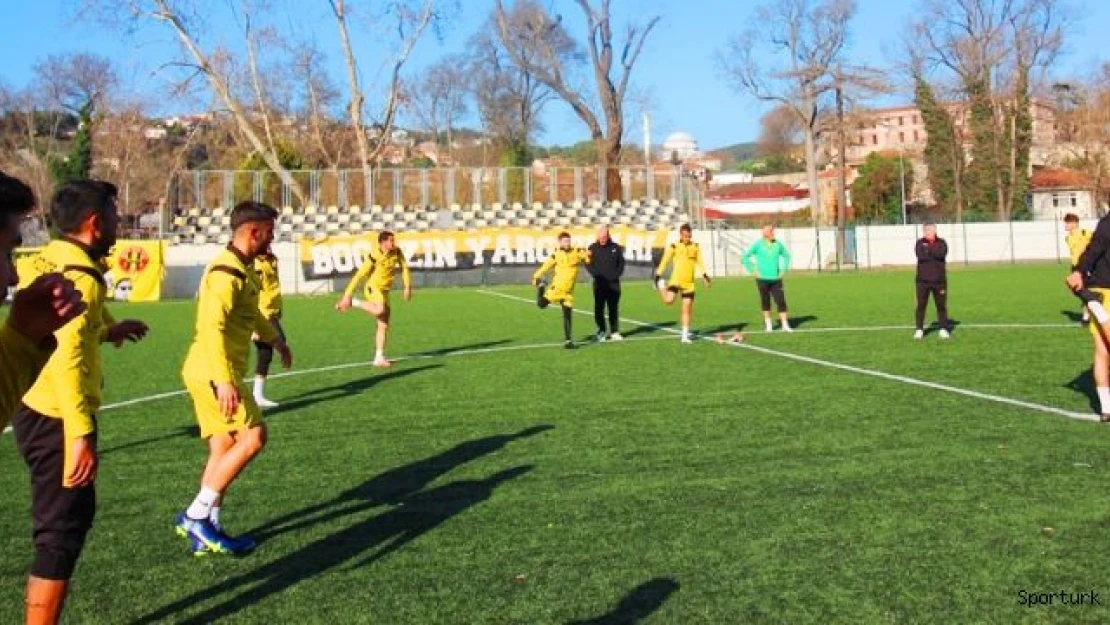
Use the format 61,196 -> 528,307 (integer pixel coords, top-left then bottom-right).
595,331 -> 607,342
373,358 -> 393,368
781,323 -> 793,333
609,333 -> 624,341
680,333 -> 693,344
939,329 -> 951,339
913,329 -> 924,340
255,396 -> 279,409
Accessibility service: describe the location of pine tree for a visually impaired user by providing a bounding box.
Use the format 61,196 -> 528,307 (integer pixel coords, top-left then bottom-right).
49,102 -> 93,185
851,152 -> 914,224
1009,66 -> 1033,220
963,78 -> 999,221
914,76 -> 964,220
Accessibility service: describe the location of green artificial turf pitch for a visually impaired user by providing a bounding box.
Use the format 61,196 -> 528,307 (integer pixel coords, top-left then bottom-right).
2,263 -> 1110,624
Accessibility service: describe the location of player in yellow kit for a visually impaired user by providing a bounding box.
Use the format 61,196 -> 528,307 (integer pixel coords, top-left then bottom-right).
252,246 -> 285,408
0,171 -> 85,431
654,223 -> 711,343
15,180 -> 149,625
175,202 -> 293,557
1064,213 -> 1094,323
336,230 -> 412,367
532,232 -> 590,349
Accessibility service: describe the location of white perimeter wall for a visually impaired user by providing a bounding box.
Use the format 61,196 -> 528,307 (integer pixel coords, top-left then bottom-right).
161,220 -> 1090,298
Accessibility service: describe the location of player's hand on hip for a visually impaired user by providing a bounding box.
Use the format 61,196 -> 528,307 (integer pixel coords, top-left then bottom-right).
335,296 -> 352,312
108,319 -> 149,347
1066,271 -> 1085,291
9,273 -> 86,342
275,340 -> 293,369
216,382 -> 240,418
68,435 -> 98,487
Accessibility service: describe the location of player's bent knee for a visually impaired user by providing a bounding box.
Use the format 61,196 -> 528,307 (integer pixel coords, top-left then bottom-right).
240,425 -> 267,456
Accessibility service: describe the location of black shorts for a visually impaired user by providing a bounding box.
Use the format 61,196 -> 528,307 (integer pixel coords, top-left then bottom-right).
12,404 -> 96,580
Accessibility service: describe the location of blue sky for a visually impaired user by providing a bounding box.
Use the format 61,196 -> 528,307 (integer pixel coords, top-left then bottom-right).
1,0 -> 1107,150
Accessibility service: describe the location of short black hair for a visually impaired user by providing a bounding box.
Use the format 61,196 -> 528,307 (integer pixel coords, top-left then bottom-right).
0,170 -> 36,231
229,201 -> 278,231
49,179 -> 118,235
1064,213 -> 1079,223
558,231 -> 571,239
679,223 -> 692,234
378,230 -> 395,243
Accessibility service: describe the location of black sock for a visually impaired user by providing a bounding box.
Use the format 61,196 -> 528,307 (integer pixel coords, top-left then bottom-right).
562,306 -> 573,341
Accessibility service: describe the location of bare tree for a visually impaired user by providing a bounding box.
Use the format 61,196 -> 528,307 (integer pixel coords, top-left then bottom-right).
470,0 -> 574,164
290,42 -> 344,169
406,55 -> 469,161
494,0 -> 659,200
757,104 -> 804,158
720,0 -> 857,225
913,0 -> 1067,220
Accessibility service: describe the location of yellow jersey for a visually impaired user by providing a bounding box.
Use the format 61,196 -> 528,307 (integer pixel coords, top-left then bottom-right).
342,245 -> 412,298
254,253 -> 283,318
656,241 -> 707,288
21,239 -> 113,442
532,248 -> 590,293
182,246 -> 279,386
1066,228 -> 1093,267
0,321 -> 55,431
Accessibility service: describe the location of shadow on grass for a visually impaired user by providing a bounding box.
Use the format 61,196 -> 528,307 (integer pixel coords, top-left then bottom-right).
264,364 -> 441,417
1061,309 -> 1085,324
788,314 -> 818,329
101,425 -> 199,456
567,578 -> 680,624
1066,367 -> 1099,414
621,321 -> 677,338
133,427 -> 552,625
404,338 -> 514,358
923,318 -> 962,337
699,322 -> 748,336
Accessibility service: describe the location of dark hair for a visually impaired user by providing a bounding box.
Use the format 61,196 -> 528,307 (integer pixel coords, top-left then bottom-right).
49,179 -> 118,235
0,170 -> 36,230
229,201 -> 278,231
558,231 -> 571,239
378,230 -> 395,243
679,223 -> 692,234
1064,213 -> 1079,223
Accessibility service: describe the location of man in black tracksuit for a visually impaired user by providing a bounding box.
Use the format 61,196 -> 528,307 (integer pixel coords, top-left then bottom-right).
914,223 -> 950,339
1068,212 -> 1110,420
586,226 -> 625,341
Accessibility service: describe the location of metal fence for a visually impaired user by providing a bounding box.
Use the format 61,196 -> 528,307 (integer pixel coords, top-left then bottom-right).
169,166 -> 700,212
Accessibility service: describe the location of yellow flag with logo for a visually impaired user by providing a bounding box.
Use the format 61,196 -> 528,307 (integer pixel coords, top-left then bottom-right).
104,240 -> 165,302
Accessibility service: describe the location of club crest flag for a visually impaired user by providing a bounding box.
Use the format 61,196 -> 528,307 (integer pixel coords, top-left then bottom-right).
105,240 -> 165,302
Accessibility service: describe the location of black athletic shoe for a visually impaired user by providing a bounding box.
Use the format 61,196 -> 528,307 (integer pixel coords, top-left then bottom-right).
564,340 -> 576,350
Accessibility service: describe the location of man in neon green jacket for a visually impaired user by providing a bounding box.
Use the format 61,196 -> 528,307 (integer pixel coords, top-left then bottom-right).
742,224 -> 793,332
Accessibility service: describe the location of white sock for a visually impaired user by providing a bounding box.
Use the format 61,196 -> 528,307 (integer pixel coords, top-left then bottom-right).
187,486 -> 220,521
1088,301 -> 1110,324
765,320 -> 773,331
1092,388 -> 1110,412
253,377 -> 265,398
781,320 -> 790,329
375,350 -> 385,362
210,506 -> 221,528
352,297 -> 365,307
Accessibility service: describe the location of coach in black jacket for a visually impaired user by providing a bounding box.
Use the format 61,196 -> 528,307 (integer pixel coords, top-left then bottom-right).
914,223 -> 950,339
587,226 -> 625,341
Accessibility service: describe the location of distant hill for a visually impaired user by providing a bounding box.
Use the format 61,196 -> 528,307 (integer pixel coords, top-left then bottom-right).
708,142 -> 759,163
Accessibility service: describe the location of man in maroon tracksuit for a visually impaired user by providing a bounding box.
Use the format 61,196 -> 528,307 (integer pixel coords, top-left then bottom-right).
914,223 -> 949,340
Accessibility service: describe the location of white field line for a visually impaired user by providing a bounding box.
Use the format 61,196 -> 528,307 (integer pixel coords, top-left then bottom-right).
0,334 -> 675,424
477,289 -> 1096,422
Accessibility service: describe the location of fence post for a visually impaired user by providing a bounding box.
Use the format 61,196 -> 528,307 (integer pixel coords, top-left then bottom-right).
962,221 -> 968,266
865,224 -> 871,270
1053,217 -> 1061,263
1009,218 -> 1016,265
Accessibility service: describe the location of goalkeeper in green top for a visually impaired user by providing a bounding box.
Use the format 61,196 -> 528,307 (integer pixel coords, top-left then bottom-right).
742,224 -> 793,333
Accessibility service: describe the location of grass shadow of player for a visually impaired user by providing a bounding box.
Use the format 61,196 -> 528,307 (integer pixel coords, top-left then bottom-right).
1062,309 -> 1085,324
100,425 -> 199,456
247,424 -> 554,542
404,338 -> 514,358
923,318 -> 961,337
621,321 -> 677,338
788,314 -> 818,329
699,322 -> 748,336
132,465 -> 535,625
566,578 -> 680,624
264,364 -> 441,417
1066,367 -> 1099,414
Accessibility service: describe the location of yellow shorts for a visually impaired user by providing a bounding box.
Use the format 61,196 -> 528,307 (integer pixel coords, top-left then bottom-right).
184,377 -> 262,439
363,285 -> 391,307
544,285 -> 574,307
1090,288 -> 1110,339
667,280 -> 696,297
